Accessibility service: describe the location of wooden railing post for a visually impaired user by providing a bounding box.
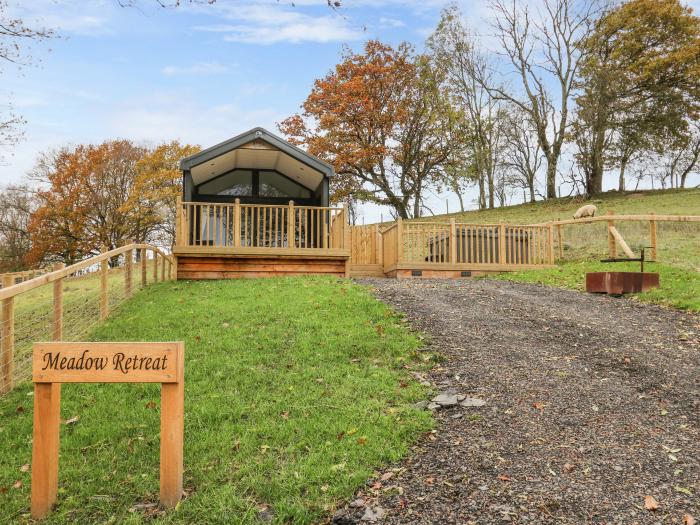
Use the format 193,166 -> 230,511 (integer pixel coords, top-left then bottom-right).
52,263 -> 65,341
498,223 -> 506,265
125,241 -> 133,299
175,197 -> 182,247
153,250 -> 159,283
343,203 -> 349,250
557,218 -> 564,260
1,274 -> 14,394
161,253 -> 166,282
397,218 -> 403,263
449,218 -> 457,263
100,245 -> 109,321
607,211 -> 617,258
234,198 -> 241,248
547,222 -> 555,264
288,201 -> 295,249
141,248 -> 147,287
649,212 -> 657,261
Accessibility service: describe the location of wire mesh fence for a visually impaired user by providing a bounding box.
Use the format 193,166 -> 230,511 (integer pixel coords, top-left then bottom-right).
0,245 -> 174,400
555,216 -> 700,268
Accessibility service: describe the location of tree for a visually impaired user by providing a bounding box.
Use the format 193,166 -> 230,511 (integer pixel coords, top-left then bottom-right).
487,0 -> 600,199
126,141 -> 200,247
658,121 -> 700,189
501,107 -> 544,202
0,184 -> 36,271
577,0 -> 700,194
0,0 -> 54,160
428,5 -> 507,210
27,140 -> 157,266
279,40 -> 463,219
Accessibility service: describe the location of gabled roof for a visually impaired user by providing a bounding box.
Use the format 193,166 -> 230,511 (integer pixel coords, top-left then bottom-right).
179,127 -> 333,178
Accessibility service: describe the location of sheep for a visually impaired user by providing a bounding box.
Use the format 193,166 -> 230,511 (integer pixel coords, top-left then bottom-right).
573,204 -> 597,219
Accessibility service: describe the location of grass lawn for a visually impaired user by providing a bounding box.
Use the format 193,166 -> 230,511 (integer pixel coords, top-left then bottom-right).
488,260 -> 700,312
0,277 -> 433,524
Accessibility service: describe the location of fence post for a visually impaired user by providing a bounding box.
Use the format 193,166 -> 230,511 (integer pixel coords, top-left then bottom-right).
161,253 -> 166,282
547,222 -> 555,264
234,198 -> 241,248
153,250 -> 159,283
397,218 -> 403,263
343,203 -> 350,251
288,201 -> 295,249
607,211 -> 617,258
52,263 -> 65,341
141,248 -> 147,287
374,224 -> 382,265
557,218 -> 564,260
649,212 -> 657,261
1,274 -> 14,394
498,223 -> 506,265
449,218 -> 457,263
125,241 -> 133,299
175,197 -> 182,247
100,246 -> 109,321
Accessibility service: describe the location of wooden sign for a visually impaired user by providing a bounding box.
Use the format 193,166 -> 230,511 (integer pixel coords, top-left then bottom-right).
30,342 -> 185,519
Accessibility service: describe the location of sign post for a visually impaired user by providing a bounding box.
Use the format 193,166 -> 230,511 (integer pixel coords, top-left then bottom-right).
30,341 -> 185,519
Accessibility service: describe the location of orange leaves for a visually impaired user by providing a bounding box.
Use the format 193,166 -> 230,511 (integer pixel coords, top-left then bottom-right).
644,495 -> 659,511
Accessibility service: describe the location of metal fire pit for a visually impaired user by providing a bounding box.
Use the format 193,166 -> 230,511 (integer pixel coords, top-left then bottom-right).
585,247 -> 660,295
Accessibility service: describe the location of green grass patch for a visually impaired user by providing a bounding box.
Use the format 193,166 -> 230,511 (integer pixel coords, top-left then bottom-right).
0,277 -> 433,524
423,188 -> 700,225
488,260 -> 700,312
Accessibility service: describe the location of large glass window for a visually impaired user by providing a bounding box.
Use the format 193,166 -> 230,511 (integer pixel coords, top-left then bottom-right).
258,171 -> 311,199
198,170 -> 253,196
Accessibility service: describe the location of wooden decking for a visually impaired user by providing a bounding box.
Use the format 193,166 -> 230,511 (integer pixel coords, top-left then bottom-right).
174,200 -> 561,279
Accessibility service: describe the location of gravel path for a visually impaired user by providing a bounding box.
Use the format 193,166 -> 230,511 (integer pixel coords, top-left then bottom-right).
335,279 -> 700,525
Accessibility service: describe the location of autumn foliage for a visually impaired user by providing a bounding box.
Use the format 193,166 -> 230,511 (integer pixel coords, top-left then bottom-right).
25,140 -> 198,266
279,40 -> 463,219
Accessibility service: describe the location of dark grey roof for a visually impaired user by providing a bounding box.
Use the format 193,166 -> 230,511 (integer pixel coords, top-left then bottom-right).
179,127 -> 334,178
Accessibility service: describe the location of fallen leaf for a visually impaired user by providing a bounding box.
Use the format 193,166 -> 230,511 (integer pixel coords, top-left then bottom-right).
320,484 -> 329,492
16,406 -> 24,413
683,514 -> 695,525
145,401 -> 156,409
563,463 -> 575,473
65,416 -> 79,425
337,431 -> 345,440
280,411 -> 289,420
260,445 -> 270,453
644,495 -> 659,511
357,436 -> 368,446
424,476 -> 435,485
20,464 -> 29,473
532,402 -> 544,412
0,486 -> 7,494
370,481 -> 382,490
12,480 -> 22,489
347,428 -> 358,436
380,472 -> 394,481
497,474 -> 513,482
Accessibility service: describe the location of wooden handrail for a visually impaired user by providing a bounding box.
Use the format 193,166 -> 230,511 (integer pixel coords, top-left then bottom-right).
0,243 -> 173,301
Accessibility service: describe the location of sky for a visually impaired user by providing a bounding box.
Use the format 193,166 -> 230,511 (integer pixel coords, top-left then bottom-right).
2,0 -> 699,223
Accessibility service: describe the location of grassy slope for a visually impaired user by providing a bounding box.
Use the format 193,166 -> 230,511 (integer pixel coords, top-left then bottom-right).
420,188 -> 700,224
0,278 -> 433,524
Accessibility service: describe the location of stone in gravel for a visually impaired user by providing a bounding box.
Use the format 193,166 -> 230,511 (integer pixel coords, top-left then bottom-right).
432,393 -> 461,407
427,402 -> 441,410
413,400 -> 429,410
460,397 -> 486,407
361,506 -> 386,522
349,498 -> 366,508
613,465 -> 624,472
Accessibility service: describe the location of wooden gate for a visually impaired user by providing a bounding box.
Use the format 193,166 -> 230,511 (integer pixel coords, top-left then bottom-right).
349,225 -> 383,277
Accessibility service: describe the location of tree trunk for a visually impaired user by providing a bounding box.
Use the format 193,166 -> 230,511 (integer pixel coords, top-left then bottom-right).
478,175 -> 486,210
618,156 -> 627,192
546,160 -> 557,199
529,181 -> 535,203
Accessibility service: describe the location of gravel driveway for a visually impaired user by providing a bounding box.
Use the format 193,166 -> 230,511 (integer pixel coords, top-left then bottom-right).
336,279 -> 700,525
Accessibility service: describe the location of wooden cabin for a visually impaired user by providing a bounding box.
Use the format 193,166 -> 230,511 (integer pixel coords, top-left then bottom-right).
173,128 -> 350,279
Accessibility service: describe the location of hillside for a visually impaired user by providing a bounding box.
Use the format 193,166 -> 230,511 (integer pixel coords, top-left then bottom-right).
413,188 -> 700,225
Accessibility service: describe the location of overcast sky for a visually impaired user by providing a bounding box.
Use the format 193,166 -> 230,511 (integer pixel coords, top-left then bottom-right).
2,0 -> 699,223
